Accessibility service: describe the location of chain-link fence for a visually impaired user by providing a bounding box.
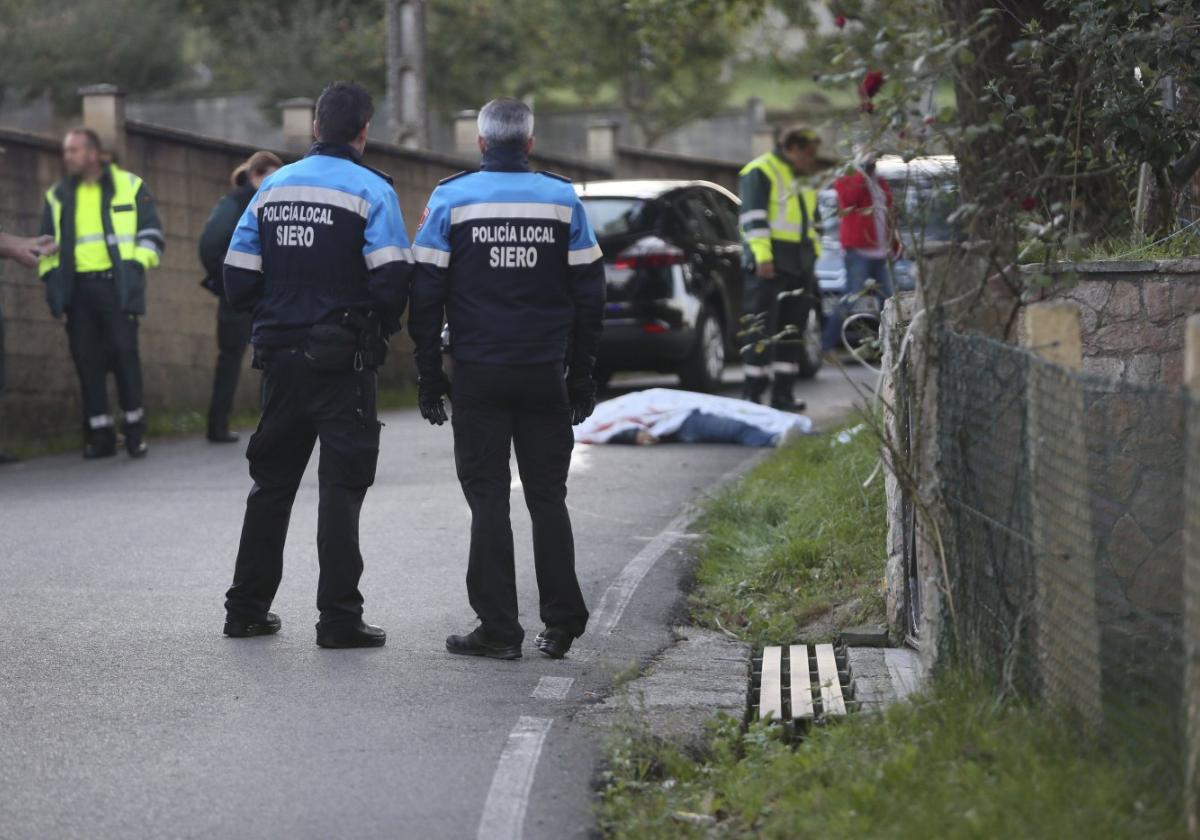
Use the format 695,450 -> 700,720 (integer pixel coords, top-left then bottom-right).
935,328 -> 1193,820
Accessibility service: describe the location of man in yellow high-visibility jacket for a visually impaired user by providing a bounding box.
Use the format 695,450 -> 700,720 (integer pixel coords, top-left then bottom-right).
738,126 -> 824,409
38,128 -> 164,459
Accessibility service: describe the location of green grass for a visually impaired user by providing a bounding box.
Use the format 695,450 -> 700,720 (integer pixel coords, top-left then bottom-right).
1082,230 -> 1200,261
688,422 -> 886,645
597,673 -> 1184,839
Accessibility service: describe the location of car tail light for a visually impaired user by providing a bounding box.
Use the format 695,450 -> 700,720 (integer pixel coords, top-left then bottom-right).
611,237 -> 685,271
642,322 -> 669,334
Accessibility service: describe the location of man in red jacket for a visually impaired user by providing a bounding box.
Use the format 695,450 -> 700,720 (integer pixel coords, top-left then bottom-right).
822,158 -> 896,352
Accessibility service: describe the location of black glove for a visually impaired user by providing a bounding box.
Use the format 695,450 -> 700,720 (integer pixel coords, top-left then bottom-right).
567,372 -> 597,426
418,372 -> 450,426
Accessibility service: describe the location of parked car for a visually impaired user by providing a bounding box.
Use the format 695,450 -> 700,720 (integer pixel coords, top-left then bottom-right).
816,155 -> 959,347
575,179 -> 748,392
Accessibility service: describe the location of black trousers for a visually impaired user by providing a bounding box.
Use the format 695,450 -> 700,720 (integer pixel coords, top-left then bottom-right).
207,296 -> 254,434
740,268 -> 817,401
451,362 -> 589,645
65,273 -> 144,433
225,348 -> 382,626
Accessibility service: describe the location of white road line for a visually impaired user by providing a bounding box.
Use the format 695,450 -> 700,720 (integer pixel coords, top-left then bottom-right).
531,675 -> 574,700
589,450 -> 766,636
476,716 -> 553,840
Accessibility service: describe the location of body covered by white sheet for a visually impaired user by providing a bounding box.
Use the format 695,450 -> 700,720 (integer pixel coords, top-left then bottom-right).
573,388 -> 814,444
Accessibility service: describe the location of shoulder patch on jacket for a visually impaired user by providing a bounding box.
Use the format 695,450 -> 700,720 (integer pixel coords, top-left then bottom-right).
438,170 -> 472,185
538,170 -> 572,183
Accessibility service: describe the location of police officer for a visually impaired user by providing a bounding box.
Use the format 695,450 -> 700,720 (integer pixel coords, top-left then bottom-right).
221,82 -> 413,648
38,128 -> 165,458
409,98 -> 605,661
197,150 -> 282,443
738,126 -> 825,410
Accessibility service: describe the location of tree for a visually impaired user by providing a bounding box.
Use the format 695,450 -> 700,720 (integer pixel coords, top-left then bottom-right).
0,0 -> 187,114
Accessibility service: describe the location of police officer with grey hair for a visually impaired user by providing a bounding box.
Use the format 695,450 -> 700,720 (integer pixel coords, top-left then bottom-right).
409,98 -> 606,660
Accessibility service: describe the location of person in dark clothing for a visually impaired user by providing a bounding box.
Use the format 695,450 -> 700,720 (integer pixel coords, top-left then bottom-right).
197,151 -> 282,443
220,82 -> 413,649
409,98 -> 606,661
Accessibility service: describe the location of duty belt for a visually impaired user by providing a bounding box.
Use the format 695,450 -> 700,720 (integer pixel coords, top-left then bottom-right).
76,270 -> 115,280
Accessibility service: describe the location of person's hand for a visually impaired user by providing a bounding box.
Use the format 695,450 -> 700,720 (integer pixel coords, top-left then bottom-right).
0,233 -> 56,269
755,260 -> 776,279
567,372 -> 597,426
33,235 -> 58,257
418,373 -> 450,426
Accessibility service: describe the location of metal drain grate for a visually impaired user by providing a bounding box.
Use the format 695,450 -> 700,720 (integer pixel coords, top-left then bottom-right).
751,643 -> 855,729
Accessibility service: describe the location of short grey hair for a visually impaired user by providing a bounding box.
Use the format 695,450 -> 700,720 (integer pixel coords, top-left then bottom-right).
478,98 -> 534,146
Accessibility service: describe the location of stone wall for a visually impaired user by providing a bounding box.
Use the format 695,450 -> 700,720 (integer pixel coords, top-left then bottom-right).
615,146 -> 741,194
1050,259 -> 1200,387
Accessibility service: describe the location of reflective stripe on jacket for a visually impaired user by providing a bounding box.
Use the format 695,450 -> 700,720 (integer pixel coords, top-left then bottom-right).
37,163 -> 164,316
738,150 -> 821,273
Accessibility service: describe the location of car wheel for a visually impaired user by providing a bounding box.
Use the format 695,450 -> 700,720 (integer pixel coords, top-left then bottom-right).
797,307 -> 823,380
679,307 -> 726,393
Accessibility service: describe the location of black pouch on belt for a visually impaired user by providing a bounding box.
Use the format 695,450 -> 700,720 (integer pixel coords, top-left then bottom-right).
303,323 -> 360,371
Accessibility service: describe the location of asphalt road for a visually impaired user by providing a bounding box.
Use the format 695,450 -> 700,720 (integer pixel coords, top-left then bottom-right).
0,363 -> 873,840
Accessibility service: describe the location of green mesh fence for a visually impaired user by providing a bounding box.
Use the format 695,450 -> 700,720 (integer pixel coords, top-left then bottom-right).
935,329 -> 1190,813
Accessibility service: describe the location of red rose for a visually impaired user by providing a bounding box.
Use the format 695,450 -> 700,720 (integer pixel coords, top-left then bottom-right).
1021,196 -> 1038,211
859,70 -> 885,99
835,14 -> 847,28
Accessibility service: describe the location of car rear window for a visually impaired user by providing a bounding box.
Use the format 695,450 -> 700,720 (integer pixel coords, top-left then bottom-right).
581,198 -> 650,238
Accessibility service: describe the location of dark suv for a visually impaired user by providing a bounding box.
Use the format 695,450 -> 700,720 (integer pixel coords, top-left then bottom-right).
575,180 -> 744,392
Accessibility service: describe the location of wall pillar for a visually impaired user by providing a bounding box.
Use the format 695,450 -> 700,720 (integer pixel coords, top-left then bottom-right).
1184,313 -> 1200,838
78,84 -> 126,164
586,119 -> 619,169
279,98 -> 315,154
1023,302 -> 1103,727
454,110 -> 479,157
752,124 -> 775,157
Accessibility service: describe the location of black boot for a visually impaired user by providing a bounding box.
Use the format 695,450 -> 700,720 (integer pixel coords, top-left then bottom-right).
207,423 -> 240,444
83,428 -> 117,459
742,375 -> 769,404
445,629 -> 522,660
316,620 -> 386,649
123,422 -> 148,458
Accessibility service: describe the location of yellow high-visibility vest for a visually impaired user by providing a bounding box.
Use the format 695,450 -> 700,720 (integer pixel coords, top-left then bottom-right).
38,164 -> 161,278
739,152 -> 821,266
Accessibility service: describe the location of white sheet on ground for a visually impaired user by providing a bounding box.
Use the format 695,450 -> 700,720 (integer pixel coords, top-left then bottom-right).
573,388 -> 814,444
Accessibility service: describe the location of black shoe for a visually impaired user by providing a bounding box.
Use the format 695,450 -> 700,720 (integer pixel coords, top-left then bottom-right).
124,424 -> 148,458
770,396 -> 807,412
534,627 -> 574,659
316,620 -> 387,649
224,612 -> 281,638
207,427 -> 240,444
83,429 -> 117,459
445,629 -> 522,660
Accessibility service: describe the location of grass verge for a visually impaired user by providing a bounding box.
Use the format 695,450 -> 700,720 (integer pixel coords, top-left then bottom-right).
597,423 -> 1184,838
689,421 -> 886,645
597,673 -> 1183,839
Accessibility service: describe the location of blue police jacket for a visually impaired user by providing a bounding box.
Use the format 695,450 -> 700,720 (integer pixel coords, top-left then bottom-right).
407,143 -> 606,379
223,142 -> 413,346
